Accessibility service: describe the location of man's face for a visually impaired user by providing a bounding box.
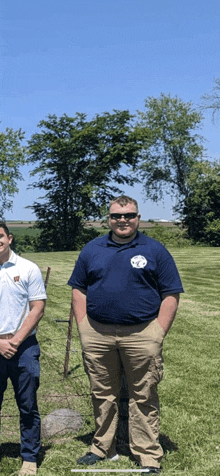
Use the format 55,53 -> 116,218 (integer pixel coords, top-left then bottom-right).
108,202 -> 140,243
0,228 -> 13,264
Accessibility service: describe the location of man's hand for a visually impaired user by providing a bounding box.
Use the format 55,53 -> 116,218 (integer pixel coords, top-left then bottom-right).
0,339 -> 18,359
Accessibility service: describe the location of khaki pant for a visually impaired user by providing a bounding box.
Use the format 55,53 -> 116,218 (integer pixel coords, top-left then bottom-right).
78,315 -> 165,468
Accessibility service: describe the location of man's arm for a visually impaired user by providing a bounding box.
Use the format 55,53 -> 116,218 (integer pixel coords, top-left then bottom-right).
0,300 -> 46,360
157,293 -> 180,335
72,288 -> 87,328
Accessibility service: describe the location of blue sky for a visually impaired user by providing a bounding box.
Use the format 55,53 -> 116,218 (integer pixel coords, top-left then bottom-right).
1,0 -> 220,220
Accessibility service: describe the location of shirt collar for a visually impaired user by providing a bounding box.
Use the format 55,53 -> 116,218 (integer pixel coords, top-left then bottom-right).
100,231 -> 147,247
8,251 -> 17,264
1,250 -> 17,268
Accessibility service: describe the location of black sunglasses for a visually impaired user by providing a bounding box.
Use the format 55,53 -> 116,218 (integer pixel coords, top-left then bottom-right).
110,213 -> 138,220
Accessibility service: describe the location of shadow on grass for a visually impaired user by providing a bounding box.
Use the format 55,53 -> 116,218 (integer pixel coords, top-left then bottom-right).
159,433 -> 178,453
76,431 -> 178,456
0,442 -> 51,465
67,364 -> 82,377
0,443 -> 20,461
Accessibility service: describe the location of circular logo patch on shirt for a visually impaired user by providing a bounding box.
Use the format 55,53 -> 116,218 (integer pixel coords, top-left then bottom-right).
130,255 -> 147,269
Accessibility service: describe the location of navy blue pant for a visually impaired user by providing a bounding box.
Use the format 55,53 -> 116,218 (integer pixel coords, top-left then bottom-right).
0,335 -> 41,462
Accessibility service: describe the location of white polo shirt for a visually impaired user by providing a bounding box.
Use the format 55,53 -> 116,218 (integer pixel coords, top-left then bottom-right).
0,251 -> 47,335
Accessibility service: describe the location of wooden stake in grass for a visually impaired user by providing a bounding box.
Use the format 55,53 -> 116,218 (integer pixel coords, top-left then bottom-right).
63,302 -> 74,379
44,266 -> 51,289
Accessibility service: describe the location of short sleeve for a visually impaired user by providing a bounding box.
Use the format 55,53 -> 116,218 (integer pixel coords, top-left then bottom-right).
68,253 -> 88,290
28,265 -> 47,301
155,247 -> 184,295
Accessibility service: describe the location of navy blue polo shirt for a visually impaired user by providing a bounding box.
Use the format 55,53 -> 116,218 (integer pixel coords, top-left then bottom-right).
68,232 -> 184,325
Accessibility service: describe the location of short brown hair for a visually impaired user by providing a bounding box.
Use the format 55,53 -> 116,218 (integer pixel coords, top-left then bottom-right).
109,195 -> 138,212
0,221 -> 10,237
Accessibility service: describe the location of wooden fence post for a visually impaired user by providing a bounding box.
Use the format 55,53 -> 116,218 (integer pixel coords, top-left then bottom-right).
44,267 -> 51,289
63,302 -> 74,379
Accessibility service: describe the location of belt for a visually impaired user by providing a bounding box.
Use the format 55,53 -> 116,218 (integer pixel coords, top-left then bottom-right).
0,333 -> 14,340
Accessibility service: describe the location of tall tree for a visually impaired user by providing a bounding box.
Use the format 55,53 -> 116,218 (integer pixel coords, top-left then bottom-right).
182,160 -> 220,245
201,77 -> 220,122
0,126 -> 26,218
27,112 -> 141,251
135,94 -> 205,212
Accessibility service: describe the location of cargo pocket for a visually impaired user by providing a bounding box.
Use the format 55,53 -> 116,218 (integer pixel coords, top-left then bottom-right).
148,355 -> 164,385
154,355 -> 164,383
81,350 -> 90,377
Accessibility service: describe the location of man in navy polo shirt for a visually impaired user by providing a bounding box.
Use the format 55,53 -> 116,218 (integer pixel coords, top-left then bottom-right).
68,196 -> 184,475
0,222 -> 47,476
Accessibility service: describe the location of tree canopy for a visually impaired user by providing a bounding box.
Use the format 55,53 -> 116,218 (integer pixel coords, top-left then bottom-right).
0,93 -> 215,248
0,126 -> 26,218
27,112 -> 142,250
135,94 -> 205,211
200,77 -> 220,122
182,160 -> 220,246
26,98 -> 209,249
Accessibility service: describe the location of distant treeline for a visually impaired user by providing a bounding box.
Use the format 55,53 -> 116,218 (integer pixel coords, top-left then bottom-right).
10,223 -> 195,254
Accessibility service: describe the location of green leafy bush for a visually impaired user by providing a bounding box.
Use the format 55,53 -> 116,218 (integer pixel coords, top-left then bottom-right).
11,227 -> 101,253
142,224 -> 190,247
74,227 -> 100,249
204,218 -> 220,246
11,234 -> 39,253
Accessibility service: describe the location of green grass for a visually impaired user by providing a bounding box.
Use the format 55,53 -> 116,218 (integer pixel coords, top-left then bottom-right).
0,248 -> 220,475
9,226 -> 40,237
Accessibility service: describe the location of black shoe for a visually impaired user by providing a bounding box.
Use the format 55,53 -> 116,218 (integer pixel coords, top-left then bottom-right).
141,467 -> 161,475
77,452 -> 104,465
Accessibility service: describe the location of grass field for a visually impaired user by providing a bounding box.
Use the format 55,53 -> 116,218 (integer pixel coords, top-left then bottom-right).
0,247 -> 219,475
9,227 -> 40,236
